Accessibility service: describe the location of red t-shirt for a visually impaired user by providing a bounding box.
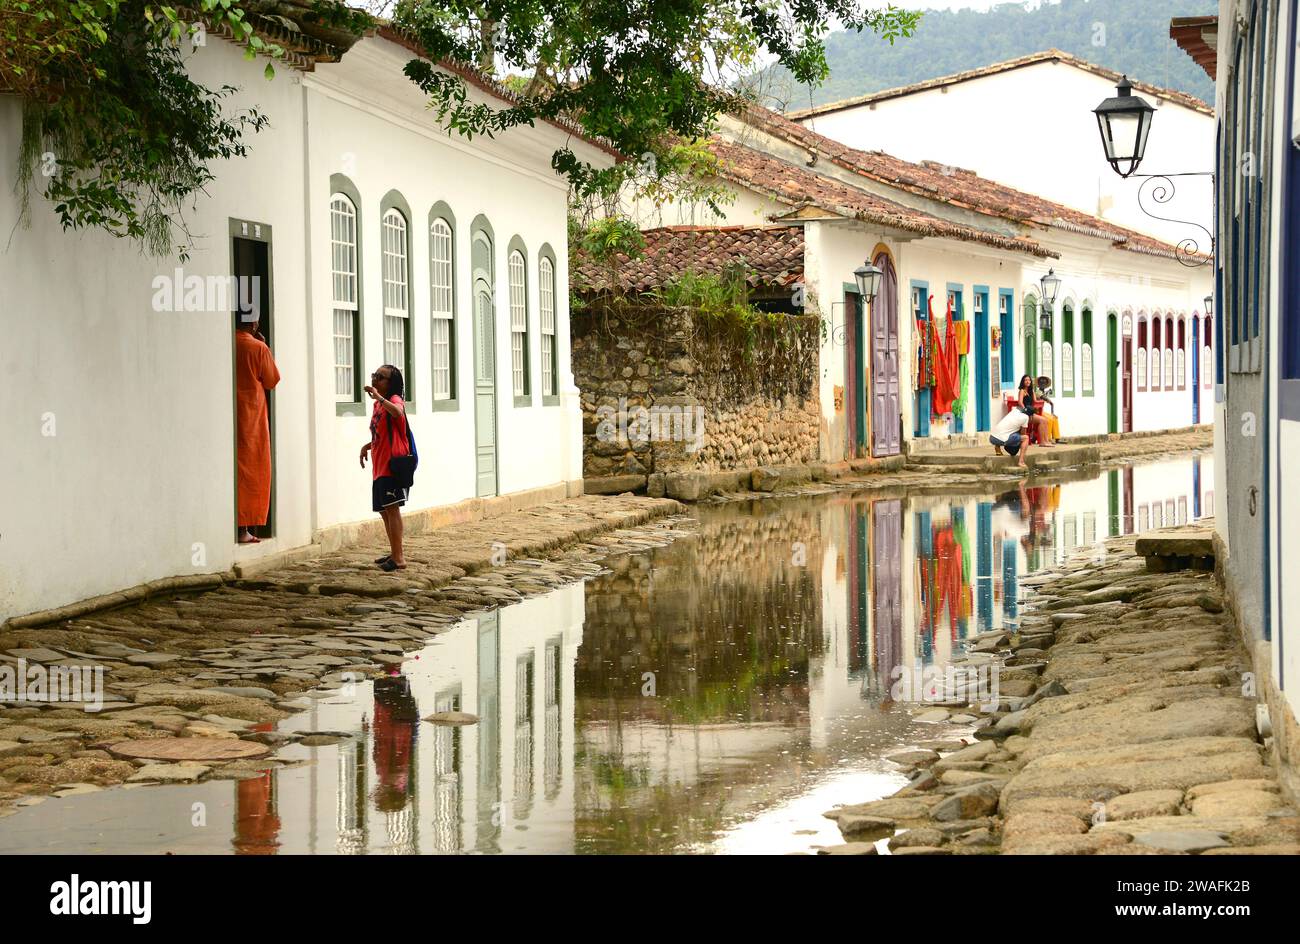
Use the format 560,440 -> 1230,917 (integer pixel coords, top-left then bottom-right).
369,395 -> 408,480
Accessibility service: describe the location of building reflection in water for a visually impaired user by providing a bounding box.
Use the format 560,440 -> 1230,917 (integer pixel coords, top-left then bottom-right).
213,453 -> 1213,855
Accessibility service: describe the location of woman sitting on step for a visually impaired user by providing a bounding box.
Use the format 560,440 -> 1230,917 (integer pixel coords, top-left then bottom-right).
1017,374 -> 1056,447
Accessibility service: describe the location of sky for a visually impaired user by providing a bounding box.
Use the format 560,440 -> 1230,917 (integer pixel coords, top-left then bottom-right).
894,0 -> 1045,10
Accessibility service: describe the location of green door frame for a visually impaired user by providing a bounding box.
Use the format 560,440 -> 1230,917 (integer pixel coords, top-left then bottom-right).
1107,312 -> 1119,434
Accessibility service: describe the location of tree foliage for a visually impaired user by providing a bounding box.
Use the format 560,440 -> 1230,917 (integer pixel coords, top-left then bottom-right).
4,1 -> 919,256
4,0 -> 289,258
390,0 -> 919,195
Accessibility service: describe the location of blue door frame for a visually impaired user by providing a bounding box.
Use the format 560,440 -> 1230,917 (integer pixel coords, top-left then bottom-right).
949,283 -> 965,433
1191,316 -> 1201,424
974,286 -> 990,431
912,280 -> 930,436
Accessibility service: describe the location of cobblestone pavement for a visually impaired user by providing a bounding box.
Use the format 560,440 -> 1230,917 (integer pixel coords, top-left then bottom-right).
820,529 -> 1300,855
0,495 -> 690,813
1095,427 -> 1213,464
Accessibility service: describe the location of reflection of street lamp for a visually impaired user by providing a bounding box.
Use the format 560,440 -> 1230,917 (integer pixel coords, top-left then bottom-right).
854,261 -> 883,303
1203,294 -> 1214,317
1093,76 -> 1155,178
1039,269 -> 1060,331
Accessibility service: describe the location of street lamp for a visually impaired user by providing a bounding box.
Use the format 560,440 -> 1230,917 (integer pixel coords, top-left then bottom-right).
854,261 -> 883,303
1203,294 -> 1214,317
1039,268 -> 1060,331
1093,76 -> 1155,178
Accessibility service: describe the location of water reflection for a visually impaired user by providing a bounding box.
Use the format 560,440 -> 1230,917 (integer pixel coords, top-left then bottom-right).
0,454 -> 1213,855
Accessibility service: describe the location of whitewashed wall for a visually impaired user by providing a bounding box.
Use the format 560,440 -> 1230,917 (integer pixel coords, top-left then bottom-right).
0,39 -> 309,620
0,35 -> 602,621
303,38 -> 597,531
798,61 -> 1215,248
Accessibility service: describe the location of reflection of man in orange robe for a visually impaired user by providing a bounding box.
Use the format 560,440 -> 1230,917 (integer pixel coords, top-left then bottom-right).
235,317 -> 280,543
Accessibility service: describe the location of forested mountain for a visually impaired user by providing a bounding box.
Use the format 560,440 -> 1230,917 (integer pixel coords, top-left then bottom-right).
758,0 -> 1215,112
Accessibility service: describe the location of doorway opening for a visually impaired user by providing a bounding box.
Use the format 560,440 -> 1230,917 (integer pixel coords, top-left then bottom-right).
231,218 -> 275,541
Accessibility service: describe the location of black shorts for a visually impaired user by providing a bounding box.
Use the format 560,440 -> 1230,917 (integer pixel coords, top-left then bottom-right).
372,476 -> 409,513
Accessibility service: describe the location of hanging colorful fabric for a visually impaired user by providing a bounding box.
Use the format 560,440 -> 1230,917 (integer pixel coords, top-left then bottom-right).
931,296 -> 960,417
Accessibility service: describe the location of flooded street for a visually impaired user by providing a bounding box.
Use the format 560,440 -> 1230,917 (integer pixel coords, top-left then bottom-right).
0,453 -> 1214,855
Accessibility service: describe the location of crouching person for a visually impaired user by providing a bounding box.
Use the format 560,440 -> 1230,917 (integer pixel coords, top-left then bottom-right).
990,405 -> 1032,468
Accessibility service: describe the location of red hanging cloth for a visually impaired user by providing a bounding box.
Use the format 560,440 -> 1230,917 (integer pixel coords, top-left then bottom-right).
930,296 -> 961,416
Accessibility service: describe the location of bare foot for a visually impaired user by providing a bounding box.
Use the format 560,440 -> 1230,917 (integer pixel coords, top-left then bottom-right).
238,530 -> 261,544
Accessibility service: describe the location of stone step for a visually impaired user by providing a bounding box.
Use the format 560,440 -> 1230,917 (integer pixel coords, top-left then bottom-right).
1134,529 -> 1216,572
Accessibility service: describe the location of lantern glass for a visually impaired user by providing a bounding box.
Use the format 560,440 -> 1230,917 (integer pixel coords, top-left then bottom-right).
1093,77 -> 1154,178
1040,269 -> 1061,306
854,262 -> 882,303
1203,294 -> 1214,317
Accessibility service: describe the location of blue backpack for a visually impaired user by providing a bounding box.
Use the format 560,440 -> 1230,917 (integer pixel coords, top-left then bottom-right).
387,410 -> 418,486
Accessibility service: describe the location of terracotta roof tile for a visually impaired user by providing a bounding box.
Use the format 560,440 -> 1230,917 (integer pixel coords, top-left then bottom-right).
787,49 -> 1212,119
738,105 -> 1206,262
705,139 -> 1057,258
573,225 -> 806,295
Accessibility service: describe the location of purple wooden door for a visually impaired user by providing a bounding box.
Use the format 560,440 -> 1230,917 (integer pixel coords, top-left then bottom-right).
871,254 -> 901,456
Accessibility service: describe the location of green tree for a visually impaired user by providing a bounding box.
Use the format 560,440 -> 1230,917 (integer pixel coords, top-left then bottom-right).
5,1 -> 918,257
3,0 -> 307,259
393,0 -> 919,195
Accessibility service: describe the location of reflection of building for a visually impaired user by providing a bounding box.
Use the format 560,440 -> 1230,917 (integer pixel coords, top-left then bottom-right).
268,583 -> 583,854
844,456 -> 1215,707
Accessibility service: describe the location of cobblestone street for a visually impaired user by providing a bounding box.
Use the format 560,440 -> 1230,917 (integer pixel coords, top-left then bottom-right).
823,528 -> 1300,855
0,495 -> 690,810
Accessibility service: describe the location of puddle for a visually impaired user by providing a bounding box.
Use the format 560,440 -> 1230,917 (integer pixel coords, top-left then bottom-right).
0,453 -> 1213,853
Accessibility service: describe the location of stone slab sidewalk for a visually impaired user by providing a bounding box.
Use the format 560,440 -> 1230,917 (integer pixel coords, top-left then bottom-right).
821,526 -> 1300,856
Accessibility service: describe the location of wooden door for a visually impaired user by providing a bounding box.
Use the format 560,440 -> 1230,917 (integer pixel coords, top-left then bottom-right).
871,255 -> 901,455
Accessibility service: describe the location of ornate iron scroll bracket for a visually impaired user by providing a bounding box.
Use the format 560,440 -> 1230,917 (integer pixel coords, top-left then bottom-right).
1132,172 -> 1215,267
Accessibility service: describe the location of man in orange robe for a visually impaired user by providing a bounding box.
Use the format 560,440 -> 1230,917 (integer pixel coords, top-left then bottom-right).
235,316 -> 280,543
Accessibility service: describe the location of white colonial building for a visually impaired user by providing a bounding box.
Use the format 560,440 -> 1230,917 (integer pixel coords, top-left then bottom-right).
789,50 -> 1216,253
0,22 -> 611,622
620,98 -> 1212,464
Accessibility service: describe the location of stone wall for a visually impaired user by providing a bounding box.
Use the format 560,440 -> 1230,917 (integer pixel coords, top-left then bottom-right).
572,300 -> 820,479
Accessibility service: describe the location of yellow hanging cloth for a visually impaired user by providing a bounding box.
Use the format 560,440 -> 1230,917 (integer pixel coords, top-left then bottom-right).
954,321 -> 971,356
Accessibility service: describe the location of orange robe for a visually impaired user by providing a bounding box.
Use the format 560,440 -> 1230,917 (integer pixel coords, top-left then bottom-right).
235,330 -> 280,527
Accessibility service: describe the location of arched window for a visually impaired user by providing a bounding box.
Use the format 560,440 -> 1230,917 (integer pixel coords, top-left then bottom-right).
1136,317 -> 1148,390
1170,318 -> 1180,392
330,192 -> 360,401
539,254 -> 557,398
1176,317 -> 1186,390
1151,317 -> 1163,389
381,206 -> 411,381
1023,294 -> 1038,377
1203,316 -> 1213,387
508,247 -> 529,399
430,216 -> 455,401
1080,305 -> 1094,395
1060,301 -> 1075,395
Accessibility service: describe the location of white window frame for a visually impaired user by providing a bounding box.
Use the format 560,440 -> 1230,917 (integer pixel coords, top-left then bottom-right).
509,249 -> 529,399
430,217 -> 454,401
382,207 -> 410,381
539,256 -> 556,398
330,193 -> 359,402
